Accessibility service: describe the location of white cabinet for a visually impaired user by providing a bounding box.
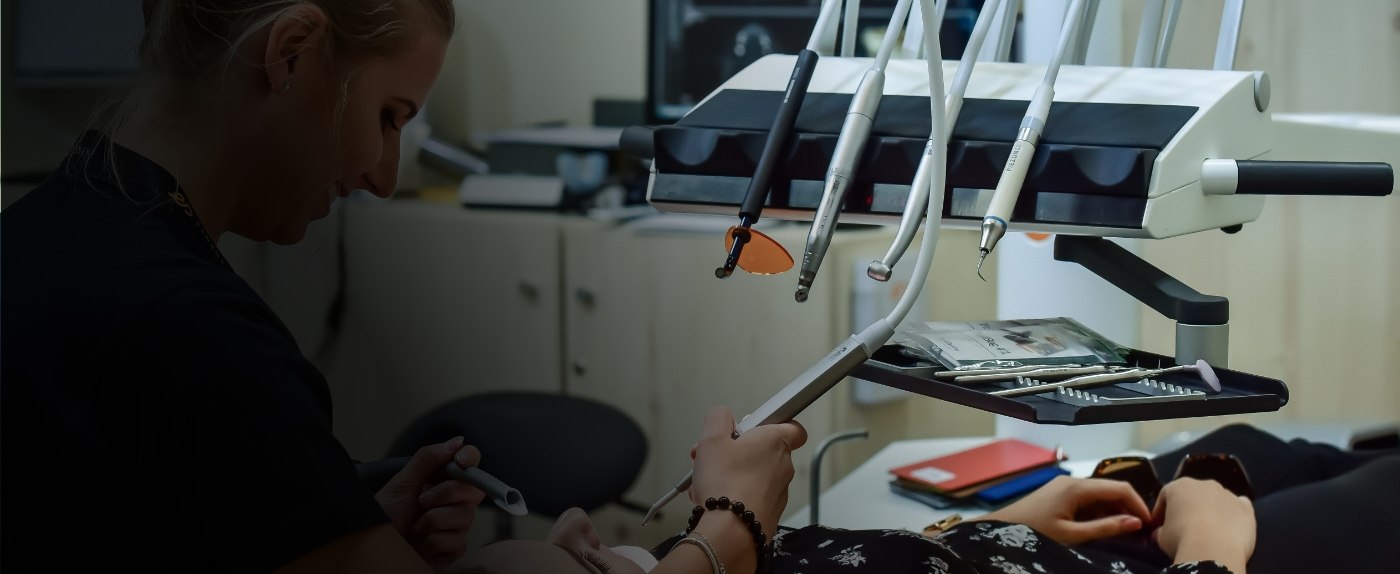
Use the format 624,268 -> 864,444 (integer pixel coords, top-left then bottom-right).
320,201 -> 566,459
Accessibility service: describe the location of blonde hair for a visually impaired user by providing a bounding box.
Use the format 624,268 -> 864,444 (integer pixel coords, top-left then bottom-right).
86,0 -> 454,197
138,0 -> 455,88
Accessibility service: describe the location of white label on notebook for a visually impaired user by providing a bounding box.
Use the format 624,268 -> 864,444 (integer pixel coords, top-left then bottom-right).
911,466 -> 955,485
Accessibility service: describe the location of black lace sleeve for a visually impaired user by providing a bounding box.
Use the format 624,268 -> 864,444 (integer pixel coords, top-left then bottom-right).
937,520 -> 1238,574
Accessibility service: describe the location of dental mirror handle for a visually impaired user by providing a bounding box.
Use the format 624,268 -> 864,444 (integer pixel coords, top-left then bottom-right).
643,322 -> 895,525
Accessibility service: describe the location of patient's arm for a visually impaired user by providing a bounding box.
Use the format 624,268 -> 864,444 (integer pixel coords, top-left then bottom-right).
1152,478 -> 1255,574
969,475 -> 1152,545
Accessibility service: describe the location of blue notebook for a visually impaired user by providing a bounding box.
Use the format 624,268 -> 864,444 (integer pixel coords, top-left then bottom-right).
974,465 -> 1070,505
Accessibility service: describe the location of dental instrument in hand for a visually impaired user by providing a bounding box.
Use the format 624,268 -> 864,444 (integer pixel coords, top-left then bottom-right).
975,0 -> 1091,281
795,0 -> 915,302
869,0 -> 1004,282
989,359 -> 1221,398
717,0 -> 844,278
443,463 -> 528,516
643,0 -> 951,525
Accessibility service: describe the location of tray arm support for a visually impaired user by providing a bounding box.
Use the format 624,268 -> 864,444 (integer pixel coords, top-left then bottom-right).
1052,235 -> 1229,367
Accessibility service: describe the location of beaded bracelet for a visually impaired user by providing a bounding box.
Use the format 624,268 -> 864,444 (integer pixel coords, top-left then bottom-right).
685,497 -> 769,572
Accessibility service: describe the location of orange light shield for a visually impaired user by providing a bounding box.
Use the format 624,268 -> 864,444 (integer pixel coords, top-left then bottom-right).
725,226 -> 793,275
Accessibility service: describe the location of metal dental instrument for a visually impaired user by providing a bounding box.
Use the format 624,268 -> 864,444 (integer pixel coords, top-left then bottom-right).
989,359 -> 1221,398
932,362 -> 1087,379
794,0 -> 915,302
717,0 -> 843,279
1053,380 -> 1205,407
950,364 -> 1113,384
975,0 -> 1091,281
643,0 -> 951,525
443,463 -> 528,517
869,0 -> 1003,282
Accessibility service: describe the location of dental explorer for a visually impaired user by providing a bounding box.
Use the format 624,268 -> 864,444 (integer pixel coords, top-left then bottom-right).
975,0 -> 1091,281
869,0 -> 1003,282
644,0 -> 952,525
794,0 -> 915,302
717,0 -> 843,278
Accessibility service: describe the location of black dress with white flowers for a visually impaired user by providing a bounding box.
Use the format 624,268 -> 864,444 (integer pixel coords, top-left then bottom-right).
765,520 -> 1233,574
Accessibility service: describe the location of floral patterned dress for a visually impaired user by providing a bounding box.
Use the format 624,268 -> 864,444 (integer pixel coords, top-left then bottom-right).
764,520 -> 1233,574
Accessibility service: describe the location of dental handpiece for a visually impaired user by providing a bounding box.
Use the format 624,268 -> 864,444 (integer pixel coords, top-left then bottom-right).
796,72 -> 881,302
976,0 -> 1089,280
797,0 -> 913,302
643,321 -> 896,525
719,0 -> 841,278
869,0 -> 1005,282
443,463 -> 528,517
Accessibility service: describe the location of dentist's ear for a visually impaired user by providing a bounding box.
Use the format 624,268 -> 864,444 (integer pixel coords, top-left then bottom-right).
262,4 -> 326,94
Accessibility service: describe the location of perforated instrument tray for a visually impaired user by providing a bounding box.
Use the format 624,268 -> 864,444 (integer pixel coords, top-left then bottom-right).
852,346 -> 1289,425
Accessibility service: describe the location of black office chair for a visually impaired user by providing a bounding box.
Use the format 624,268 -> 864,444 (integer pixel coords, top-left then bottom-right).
359,391 -> 647,540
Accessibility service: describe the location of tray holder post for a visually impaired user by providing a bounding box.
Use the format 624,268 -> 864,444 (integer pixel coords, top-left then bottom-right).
1052,236 -> 1229,368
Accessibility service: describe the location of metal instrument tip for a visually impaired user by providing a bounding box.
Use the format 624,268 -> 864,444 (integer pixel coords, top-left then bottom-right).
794,285 -> 809,303
976,250 -> 989,282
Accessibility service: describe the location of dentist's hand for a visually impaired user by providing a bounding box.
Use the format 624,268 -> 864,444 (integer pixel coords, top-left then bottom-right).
375,437 -> 487,570
973,476 -> 1151,545
689,407 -> 807,539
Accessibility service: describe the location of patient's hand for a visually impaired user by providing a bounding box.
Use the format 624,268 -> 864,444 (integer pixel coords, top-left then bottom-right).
690,406 -> 808,539
972,476 -> 1151,545
1152,477 -> 1255,573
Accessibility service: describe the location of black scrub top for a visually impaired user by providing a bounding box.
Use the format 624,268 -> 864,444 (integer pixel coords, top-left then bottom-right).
1,133 -> 388,572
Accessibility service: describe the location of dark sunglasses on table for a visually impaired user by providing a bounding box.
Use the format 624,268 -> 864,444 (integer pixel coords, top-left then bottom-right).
1090,453 -> 1254,506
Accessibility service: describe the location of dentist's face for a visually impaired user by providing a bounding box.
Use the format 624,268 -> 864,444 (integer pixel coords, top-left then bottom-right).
230,9 -> 446,245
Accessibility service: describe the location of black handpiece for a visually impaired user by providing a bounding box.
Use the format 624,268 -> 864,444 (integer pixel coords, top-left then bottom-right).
718,49 -> 820,278
741,49 -> 820,219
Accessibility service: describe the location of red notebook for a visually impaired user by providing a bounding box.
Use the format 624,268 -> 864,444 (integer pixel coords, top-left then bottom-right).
889,439 -> 1061,493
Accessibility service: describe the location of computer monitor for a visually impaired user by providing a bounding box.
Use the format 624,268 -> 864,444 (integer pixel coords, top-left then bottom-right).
7,0 -> 144,87
646,0 -> 997,124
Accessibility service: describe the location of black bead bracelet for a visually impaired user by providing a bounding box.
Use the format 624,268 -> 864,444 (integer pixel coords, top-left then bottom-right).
686,497 -> 769,571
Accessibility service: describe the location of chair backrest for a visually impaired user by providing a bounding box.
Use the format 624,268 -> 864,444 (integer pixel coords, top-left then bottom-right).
386,391 -> 647,518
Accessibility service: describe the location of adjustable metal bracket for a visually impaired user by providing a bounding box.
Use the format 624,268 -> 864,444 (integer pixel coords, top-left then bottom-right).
1053,235 -> 1230,367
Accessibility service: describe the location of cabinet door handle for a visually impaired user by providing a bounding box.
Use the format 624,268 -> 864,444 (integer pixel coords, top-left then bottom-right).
518,282 -> 540,302
572,361 -> 587,377
575,288 -> 596,309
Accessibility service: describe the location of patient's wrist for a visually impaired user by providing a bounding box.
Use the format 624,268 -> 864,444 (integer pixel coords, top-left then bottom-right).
1173,535 -> 1249,574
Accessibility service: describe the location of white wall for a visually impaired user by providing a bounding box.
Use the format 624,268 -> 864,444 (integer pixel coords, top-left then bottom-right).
428,0 -> 648,142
